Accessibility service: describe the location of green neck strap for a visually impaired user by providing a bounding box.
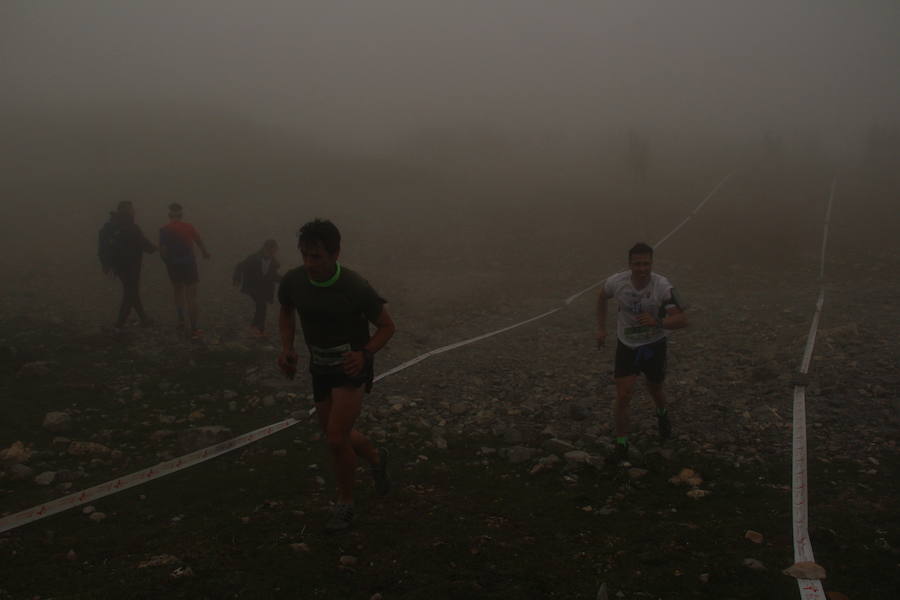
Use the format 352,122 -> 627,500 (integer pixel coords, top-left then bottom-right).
309,262 -> 341,287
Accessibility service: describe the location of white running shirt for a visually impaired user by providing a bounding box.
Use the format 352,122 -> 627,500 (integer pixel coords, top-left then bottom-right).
603,271 -> 678,348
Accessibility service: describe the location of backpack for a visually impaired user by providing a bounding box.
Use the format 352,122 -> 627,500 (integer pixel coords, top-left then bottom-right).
98,220 -> 125,270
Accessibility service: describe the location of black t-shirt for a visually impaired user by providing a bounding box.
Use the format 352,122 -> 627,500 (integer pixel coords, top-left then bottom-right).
278,265 -> 385,356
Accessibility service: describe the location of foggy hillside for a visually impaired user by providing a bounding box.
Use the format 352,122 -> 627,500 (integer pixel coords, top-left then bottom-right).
1,2 -> 898,599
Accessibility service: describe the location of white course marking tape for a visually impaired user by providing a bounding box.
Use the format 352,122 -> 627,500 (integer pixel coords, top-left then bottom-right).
790,179 -> 836,600
564,171 -> 735,305
0,418 -> 297,534
2,172 -> 734,533
374,307 -> 562,382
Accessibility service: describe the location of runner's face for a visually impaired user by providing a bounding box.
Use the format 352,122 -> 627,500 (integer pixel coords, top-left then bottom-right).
300,241 -> 338,281
629,253 -> 653,284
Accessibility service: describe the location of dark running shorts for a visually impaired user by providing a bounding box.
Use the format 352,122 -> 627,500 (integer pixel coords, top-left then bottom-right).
614,337 -> 668,383
310,355 -> 374,402
166,261 -> 199,285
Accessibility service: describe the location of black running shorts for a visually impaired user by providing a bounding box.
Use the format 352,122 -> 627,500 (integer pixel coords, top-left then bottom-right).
166,261 -> 199,285
310,355 -> 374,402
614,337 -> 668,383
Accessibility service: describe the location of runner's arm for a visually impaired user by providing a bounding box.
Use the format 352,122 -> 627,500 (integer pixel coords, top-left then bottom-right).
343,306 -> 395,376
278,305 -> 299,378
195,236 -> 211,259
596,286 -> 609,347
139,228 -> 157,254
232,258 -> 245,286
660,306 -> 688,330
363,307 -> 396,355
158,231 -> 168,261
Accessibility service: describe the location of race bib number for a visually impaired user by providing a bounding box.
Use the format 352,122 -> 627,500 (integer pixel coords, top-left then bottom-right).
309,343 -> 350,367
624,325 -> 654,343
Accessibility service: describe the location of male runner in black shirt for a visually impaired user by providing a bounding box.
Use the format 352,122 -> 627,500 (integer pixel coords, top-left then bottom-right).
277,219 -> 395,532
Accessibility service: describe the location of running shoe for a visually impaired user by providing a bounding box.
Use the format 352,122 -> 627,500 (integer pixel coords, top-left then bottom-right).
605,443 -> 629,467
325,503 -> 354,533
372,448 -> 391,496
657,411 -> 672,440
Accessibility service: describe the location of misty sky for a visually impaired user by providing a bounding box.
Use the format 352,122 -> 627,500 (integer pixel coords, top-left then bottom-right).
2,1 -> 899,150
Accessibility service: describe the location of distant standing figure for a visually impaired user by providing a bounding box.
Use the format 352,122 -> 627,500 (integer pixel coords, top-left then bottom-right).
233,239 -> 281,335
596,242 -> 688,465
159,202 -> 211,338
98,201 -> 157,330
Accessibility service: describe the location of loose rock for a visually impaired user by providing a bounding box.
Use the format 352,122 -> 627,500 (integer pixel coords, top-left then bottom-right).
34,471 -> 57,486
43,411 -> 72,433
743,558 -> 766,571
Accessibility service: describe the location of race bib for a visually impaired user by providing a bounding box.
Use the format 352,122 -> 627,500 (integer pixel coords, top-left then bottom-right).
309,343 -> 351,367
624,325 -> 654,343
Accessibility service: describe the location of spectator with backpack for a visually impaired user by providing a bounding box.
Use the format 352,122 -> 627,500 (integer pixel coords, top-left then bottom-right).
159,202 -> 211,338
98,201 -> 157,330
233,239 -> 281,336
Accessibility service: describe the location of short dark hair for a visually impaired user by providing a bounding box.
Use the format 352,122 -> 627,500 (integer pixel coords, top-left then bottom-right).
116,200 -> 133,213
298,219 -> 341,255
628,242 -> 654,260
261,239 -> 278,253
168,202 -> 183,217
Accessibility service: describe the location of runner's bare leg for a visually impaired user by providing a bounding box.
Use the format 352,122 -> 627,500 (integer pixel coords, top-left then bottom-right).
614,375 -> 637,438
319,385 -> 376,504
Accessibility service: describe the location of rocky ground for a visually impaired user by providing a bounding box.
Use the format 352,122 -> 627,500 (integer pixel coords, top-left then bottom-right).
0,166 -> 898,599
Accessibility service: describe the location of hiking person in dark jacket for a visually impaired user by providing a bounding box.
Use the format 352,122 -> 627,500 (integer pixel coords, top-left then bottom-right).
98,201 -> 157,329
233,239 -> 281,335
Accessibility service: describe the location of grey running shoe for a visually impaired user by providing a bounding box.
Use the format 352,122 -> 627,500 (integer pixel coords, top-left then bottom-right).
657,411 -> 672,440
325,503 -> 354,533
372,448 -> 391,496
605,443 -> 629,467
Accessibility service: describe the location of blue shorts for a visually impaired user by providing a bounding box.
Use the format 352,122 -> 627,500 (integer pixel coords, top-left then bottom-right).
614,337 -> 667,383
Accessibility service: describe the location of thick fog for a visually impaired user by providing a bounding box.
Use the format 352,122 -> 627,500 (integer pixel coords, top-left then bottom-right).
2,5 -> 900,596
3,1 -> 900,153
1,0 -> 899,329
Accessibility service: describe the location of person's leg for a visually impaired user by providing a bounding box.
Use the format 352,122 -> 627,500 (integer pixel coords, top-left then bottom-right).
315,391 -> 378,466
324,385 -> 374,504
643,338 -> 670,439
115,271 -> 132,328
129,263 -> 149,324
172,282 -> 186,327
646,382 -> 666,412
252,296 -> 266,332
614,375 -> 638,439
185,283 -> 199,331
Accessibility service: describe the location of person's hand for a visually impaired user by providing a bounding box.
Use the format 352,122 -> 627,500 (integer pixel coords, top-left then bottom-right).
636,312 -> 660,327
342,350 -> 366,377
596,329 -> 607,349
278,349 -> 298,379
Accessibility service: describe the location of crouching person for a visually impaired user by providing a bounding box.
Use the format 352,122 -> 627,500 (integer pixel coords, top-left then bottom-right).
233,239 -> 281,335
